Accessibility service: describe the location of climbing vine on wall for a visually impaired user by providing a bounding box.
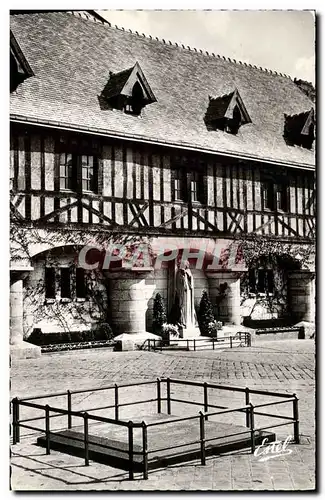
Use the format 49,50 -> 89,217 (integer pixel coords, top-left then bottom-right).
11,220 -> 151,337
229,234 -> 315,319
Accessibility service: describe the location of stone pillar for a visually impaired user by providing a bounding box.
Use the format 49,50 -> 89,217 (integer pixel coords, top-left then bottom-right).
207,272 -> 241,325
288,271 -> 315,323
10,278 -> 24,346
10,268 -> 41,359
106,268 -> 154,335
227,275 -> 241,325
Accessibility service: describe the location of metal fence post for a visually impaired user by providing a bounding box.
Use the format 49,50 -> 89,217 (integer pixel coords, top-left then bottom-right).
194,339 -> 196,351
128,421 -> 134,480
245,388 -> 250,428
167,378 -> 171,415
115,384 -> 119,421
67,390 -> 72,429
16,398 -> 21,443
84,412 -> 89,466
230,336 -> 233,349
199,412 -> 206,466
12,398 -> 18,445
45,405 -> 50,455
213,339 -> 215,350
293,394 -> 300,444
249,403 -> 255,454
203,382 -> 208,421
142,421 -> 148,480
157,378 -> 161,413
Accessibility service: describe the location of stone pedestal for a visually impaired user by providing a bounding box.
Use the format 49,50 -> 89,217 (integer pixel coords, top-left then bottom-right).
10,268 -> 41,359
106,268 -> 161,350
207,272 -> 241,325
179,326 -> 201,339
288,271 -> 315,323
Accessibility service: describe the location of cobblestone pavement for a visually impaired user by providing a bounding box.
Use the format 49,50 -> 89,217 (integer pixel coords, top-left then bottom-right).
10,339 -> 316,491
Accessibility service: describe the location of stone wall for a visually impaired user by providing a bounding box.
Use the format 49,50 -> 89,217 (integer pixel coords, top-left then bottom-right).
24,250 -> 107,337
288,271 -> 315,323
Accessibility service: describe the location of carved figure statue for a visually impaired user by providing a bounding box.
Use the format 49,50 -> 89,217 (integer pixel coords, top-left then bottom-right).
175,260 -> 195,328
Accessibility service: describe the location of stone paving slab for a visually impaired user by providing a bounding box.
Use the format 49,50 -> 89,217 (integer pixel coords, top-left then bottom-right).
10,339 -> 316,491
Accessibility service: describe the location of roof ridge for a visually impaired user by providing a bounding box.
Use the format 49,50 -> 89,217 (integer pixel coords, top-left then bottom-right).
112,22 -> 293,79
63,11 -> 292,80
66,11 -> 293,81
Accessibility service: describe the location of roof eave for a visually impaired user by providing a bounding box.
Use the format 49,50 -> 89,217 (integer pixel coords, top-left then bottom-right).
10,114 -> 315,171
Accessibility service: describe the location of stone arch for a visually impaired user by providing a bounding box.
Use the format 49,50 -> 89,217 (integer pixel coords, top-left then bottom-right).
24,242 -> 109,337
241,250 -> 312,326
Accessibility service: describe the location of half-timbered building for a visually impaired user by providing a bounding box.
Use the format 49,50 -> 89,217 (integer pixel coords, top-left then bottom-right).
10,10 -> 315,355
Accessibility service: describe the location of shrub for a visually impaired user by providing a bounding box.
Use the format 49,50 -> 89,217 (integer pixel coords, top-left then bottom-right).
95,323 -> 114,340
61,331 -> 71,344
198,291 -> 215,336
26,324 -> 114,346
72,331 -> 84,343
152,293 -> 167,334
27,328 -> 44,345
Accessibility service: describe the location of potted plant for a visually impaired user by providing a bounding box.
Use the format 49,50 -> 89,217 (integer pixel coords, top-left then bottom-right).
161,323 -> 179,346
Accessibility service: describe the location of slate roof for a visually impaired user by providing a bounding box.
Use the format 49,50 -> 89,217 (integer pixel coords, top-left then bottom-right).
10,11 -> 315,169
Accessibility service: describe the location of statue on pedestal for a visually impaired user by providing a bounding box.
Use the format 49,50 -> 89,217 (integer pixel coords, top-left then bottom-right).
175,260 -> 196,329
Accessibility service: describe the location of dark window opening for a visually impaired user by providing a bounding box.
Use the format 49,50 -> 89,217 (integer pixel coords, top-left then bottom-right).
257,269 -> 274,294
226,105 -> 241,134
174,169 -> 187,202
263,182 -> 275,211
301,123 -> 315,150
45,268 -> 56,299
59,152 -> 98,193
10,51 -> 24,92
173,167 -> 206,204
284,112 -> 315,150
125,82 -> 145,116
190,171 -> 205,203
277,184 -> 289,212
60,268 -> 71,299
60,153 -> 77,191
249,269 -> 274,294
174,177 -> 183,201
81,155 -> 97,192
190,175 -> 199,202
76,268 -> 87,299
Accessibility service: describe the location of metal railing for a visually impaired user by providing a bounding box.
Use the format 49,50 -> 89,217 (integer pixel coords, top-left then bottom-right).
11,377 -> 299,480
145,331 -> 251,351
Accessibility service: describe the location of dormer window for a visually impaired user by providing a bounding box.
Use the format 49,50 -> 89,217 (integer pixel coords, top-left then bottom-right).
284,108 -> 315,150
226,105 -> 242,134
10,31 -> 34,92
100,62 -> 156,116
125,82 -> 145,116
205,88 -> 251,135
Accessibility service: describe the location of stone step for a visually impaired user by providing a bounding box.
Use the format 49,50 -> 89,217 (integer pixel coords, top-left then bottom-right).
183,338 -> 242,351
